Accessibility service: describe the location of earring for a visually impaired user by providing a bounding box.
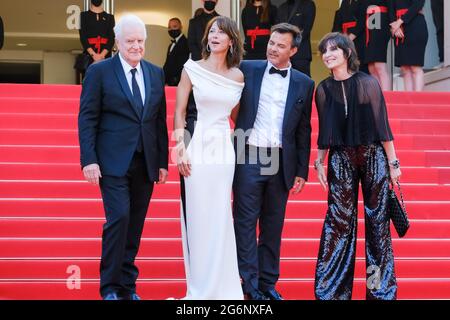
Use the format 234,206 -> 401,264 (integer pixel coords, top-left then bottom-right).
207,44 -> 211,52
228,45 -> 233,55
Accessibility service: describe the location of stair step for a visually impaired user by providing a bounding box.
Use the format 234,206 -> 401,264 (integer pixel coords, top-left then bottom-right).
2,129 -> 450,150
1,258 -> 449,280
2,163 -> 450,183
2,145 -> 450,166
3,113 -> 450,135
0,238 -> 448,259
1,198 -> 449,219
1,218 -> 449,239
1,181 -> 449,201
0,279 -> 449,300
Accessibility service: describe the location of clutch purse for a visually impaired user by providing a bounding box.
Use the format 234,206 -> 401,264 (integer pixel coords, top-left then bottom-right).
388,181 -> 410,238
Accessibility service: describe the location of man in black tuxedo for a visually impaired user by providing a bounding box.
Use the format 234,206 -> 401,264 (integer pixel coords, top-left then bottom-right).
78,14 -> 169,300
188,0 -> 220,60
163,18 -> 190,86
233,23 -> 314,300
276,0 -> 316,76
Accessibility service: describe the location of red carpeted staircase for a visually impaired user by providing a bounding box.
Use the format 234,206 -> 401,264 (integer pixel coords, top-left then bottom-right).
1,83 -> 450,300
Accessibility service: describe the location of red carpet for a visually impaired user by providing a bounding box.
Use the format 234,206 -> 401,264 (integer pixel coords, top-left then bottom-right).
1,83 -> 450,300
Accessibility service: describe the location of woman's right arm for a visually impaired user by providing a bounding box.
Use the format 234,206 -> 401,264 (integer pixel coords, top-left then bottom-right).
174,69 -> 192,176
315,149 -> 328,191
314,83 -> 329,191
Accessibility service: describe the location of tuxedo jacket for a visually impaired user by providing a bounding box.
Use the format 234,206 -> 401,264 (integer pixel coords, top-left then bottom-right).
236,60 -> 314,189
163,34 -> 190,86
78,54 -> 169,182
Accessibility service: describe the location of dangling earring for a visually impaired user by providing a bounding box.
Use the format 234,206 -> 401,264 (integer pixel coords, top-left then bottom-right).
228,45 -> 233,55
207,44 -> 211,52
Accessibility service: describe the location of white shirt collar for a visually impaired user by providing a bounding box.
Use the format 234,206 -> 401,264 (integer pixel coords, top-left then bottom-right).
118,52 -> 142,75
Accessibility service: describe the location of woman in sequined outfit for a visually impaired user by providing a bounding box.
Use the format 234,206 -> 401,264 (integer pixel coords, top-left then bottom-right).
313,32 -> 402,300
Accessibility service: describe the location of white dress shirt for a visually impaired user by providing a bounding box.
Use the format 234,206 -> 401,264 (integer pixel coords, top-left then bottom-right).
118,52 -> 146,105
248,62 -> 291,148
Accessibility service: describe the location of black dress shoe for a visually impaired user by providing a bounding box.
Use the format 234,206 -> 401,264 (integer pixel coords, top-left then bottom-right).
128,293 -> 141,300
263,288 -> 283,300
121,292 -> 141,300
103,292 -> 122,300
246,290 -> 269,300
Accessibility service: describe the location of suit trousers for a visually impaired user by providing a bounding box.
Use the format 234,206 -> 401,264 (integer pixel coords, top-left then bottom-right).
99,151 -> 154,297
233,145 -> 289,294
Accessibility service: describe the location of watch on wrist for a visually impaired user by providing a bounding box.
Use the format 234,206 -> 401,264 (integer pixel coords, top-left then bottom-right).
389,159 -> 400,169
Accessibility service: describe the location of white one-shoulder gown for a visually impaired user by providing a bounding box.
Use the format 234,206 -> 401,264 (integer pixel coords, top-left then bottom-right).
180,59 -> 244,300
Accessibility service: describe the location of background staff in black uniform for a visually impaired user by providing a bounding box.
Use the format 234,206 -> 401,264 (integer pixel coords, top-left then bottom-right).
163,18 -> 190,86
242,0 -> 278,60
431,0 -> 444,67
314,33 -> 400,300
78,0 -> 115,75
276,0 -> 316,76
188,0 -> 220,61
389,0 -> 428,92
332,0 -> 368,74
359,0 -> 391,91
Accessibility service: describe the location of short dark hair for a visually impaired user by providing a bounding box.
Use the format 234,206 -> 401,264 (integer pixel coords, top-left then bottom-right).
318,32 -> 360,73
270,23 -> 302,49
201,16 -> 244,69
169,17 -> 182,25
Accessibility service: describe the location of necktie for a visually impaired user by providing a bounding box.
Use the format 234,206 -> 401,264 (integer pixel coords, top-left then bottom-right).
269,66 -> 288,78
169,39 -> 176,53
130,68 -> 144,152
130,68 -> 144,117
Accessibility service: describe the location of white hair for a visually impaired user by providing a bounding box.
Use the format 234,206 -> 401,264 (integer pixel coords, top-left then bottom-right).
114,14 -> 147,40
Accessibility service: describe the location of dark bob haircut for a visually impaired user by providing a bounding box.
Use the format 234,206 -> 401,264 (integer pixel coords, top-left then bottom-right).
318,32 -> 360,73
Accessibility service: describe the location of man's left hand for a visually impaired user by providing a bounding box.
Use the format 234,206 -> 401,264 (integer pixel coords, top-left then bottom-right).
292,177 -> 306,194
158,168 -> 169,184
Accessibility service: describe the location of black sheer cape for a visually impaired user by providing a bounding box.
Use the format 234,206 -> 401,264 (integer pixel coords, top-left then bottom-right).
315,72 -> 393,149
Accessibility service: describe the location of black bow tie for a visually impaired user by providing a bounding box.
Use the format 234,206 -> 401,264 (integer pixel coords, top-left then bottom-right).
171,39 -> 176,44
269,66 -> 288,78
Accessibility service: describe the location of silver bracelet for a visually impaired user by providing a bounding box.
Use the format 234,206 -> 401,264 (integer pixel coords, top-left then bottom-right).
314,159 -> 324,170
389,159 -> 400,169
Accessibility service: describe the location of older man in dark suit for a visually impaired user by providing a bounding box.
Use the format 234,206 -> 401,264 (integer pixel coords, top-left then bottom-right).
78,14 -> 169,300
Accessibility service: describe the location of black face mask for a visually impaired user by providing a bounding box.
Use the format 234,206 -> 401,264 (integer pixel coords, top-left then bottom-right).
168,29 -> 181,39
204,1 -> 216,11
91,0 -> 103,7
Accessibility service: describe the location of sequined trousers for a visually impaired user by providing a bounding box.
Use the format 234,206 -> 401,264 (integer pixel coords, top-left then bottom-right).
314,143 -> 397,300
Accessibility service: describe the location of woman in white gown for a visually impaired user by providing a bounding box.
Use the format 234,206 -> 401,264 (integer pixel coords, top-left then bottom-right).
173,16 -> 245,300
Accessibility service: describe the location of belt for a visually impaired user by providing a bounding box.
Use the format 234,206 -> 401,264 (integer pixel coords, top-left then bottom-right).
246,27 -> 271,49
88,36 -> 109,54
342,21 -> 357,35
366,6 -> 388,47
